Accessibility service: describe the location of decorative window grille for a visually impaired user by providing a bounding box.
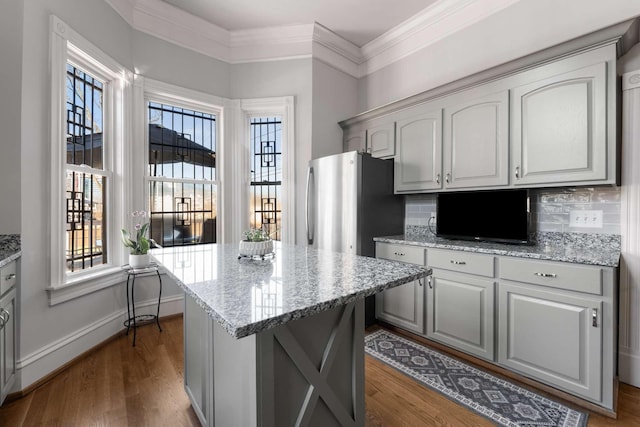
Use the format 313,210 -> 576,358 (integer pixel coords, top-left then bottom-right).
65,64 -> 107,272
147,102 -> 217,247
250,117 -> 282,241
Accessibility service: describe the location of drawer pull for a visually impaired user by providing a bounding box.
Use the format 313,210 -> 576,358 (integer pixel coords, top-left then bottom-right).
0,308 -> 8,323
5,273 -> 16,281
592,308 -> 598,328
394,252 -> 405,256
427,276 -> 432,289
534,272 -> 557,278
450,260 -> 466,265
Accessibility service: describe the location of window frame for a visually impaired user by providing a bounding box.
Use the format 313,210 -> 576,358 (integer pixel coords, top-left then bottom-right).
48,16 -> 132,304
135,77 -> 225,245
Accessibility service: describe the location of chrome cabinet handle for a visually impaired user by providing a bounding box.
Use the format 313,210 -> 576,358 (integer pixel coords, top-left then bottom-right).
515,166 -> 520,179
0,308 -> 8,324
418,279 -> 423,287
427,276 -> 432,289
450,260 -> 466,265
534,272 -> 557,278
394,252 -> 405,256
5,273 -> 16,281
445,173 -> 450,184
436,173 -> 440,185
592,308 -> 598,327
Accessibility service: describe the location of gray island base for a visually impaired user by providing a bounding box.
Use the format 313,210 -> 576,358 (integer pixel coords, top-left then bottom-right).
151,242 -> 430,426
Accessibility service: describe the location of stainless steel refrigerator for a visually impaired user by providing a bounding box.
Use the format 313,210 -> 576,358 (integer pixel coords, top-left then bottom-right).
306,151 -> 404,325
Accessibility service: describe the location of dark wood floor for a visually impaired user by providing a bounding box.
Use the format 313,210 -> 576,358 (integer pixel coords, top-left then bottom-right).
1,315 -> 639,426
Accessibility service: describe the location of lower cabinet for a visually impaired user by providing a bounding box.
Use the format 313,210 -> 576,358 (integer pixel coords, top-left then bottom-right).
0,259 -> 17,406
426,270 -> 495,361
498,281 -> 602,401
375,243 -> 426,334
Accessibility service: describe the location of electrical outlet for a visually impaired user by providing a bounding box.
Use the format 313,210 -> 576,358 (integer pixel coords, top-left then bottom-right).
569,210 -> 603,228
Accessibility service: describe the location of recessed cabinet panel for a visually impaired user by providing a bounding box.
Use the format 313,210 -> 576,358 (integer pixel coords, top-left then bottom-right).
0,287 -> 16,405
343,126 -> 365,153
512,62 -> 607,185
444,91 -> 509,188
427,271 -> 495,360
498,282 -> 602,401
394,109 -> 443,192
366,121 -> 395,158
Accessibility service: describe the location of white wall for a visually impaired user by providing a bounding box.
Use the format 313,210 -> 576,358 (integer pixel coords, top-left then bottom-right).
359,0 -> 640,111
230,59 -> 313,245
0,0 -> 23,234
311,59 -> 359,159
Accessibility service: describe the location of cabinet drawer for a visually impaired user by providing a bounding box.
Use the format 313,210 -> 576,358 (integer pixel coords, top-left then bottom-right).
428,249 -> 494,277
0,262 -> 17,296
376,243 -> 425,265
500,257 -> 602,295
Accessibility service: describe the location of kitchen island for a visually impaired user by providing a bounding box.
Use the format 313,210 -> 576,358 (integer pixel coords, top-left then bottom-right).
151,242 -> 430,427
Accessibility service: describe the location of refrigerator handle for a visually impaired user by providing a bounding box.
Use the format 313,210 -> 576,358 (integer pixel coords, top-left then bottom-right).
306,166 -> 314,245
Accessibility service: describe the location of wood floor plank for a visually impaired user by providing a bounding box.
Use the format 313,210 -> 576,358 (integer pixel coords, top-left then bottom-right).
1,316 -> 639,426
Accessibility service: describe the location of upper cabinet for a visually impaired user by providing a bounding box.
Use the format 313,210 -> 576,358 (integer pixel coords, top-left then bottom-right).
339,22 -> 632,193
443,90 -> 509,189
394,108 -> 442,192
342,123 -> 366,153
366,119 -> 395,158
511,62 -> 609,186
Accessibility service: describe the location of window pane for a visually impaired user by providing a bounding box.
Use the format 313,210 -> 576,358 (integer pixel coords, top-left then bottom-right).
66,64 -> 103,169
149,181 -> 217,247
250,117 -> 282,241
66,170 -> 106,272
148,103 -> 216,180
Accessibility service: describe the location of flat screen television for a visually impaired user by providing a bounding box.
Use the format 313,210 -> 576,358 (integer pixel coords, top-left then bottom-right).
436,189 -> 530,244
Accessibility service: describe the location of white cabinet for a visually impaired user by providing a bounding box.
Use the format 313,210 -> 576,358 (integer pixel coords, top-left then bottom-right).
498,257 -> 615,406
375,243 -> 426,334
443,90 -> 509,188
183,295 -> 212,425
0,261 -> 17,405
366,119 -> 395,158
426,249 -> 495,360
343,124 -> 365,153
394,108 -> 442,193
511,62 -> 609,185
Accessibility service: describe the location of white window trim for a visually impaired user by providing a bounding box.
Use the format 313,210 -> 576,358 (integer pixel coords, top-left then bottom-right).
134,77 -> 225,243
238,97 -> 295,244
48,16 -> 133,305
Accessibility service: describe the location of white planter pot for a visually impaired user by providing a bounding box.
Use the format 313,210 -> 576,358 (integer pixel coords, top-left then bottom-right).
238,240 -> 274,257
129,253 -> 150,269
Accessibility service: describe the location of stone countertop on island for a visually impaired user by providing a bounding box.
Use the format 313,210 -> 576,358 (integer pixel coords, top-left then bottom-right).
374,231 -> 620,267
0,234 -> 21,268
151,242 -> 431,339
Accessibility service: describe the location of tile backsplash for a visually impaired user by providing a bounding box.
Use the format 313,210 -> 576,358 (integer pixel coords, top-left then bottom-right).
404,186 -> 621,235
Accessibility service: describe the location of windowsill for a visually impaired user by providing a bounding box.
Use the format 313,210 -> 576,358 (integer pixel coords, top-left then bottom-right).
47,265 -> 128,305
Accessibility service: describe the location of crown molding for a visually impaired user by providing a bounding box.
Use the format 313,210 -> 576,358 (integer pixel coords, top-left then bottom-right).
105,0 -> 520,78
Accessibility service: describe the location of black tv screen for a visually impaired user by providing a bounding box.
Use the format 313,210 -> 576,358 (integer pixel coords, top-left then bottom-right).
436,190 -> 530,244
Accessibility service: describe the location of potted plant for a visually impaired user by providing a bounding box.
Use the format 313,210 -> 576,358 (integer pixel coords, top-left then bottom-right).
121,210 -> 152,268
239,228 -> 274,257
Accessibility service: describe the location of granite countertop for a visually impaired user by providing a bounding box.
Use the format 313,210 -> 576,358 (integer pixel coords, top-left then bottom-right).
374,231 -> 621,267
0,234 -> 21,268
151,242 -> 431,339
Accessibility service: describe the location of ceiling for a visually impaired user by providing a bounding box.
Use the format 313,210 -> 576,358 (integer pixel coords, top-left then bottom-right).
161,0 -> 438,47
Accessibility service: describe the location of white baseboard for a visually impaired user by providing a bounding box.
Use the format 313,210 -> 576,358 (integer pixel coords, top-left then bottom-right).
15,295 -> 184,391
619,349 -> 640,388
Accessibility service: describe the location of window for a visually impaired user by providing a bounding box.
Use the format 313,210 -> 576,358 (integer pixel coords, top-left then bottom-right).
49,16 -> 130,301
250,117 -> 282,241
144,93 -> 220,248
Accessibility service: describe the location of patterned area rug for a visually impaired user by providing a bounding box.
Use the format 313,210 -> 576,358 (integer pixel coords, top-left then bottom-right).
365,330 -> 588,427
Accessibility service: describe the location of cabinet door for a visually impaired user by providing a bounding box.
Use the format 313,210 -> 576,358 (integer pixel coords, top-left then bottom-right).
366,120 -> 395,158
343,126 -> 366,153
426,271 -> 495,360
443,90 -> 509,188
394,109 -> 442,192
511,62 -> 607,185
498,281 -> 602,401
375,243 -> 426,334
0,288 -> 16,405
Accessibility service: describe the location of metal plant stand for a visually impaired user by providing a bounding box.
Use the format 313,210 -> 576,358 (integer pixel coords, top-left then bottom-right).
123,263 -> 163,346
